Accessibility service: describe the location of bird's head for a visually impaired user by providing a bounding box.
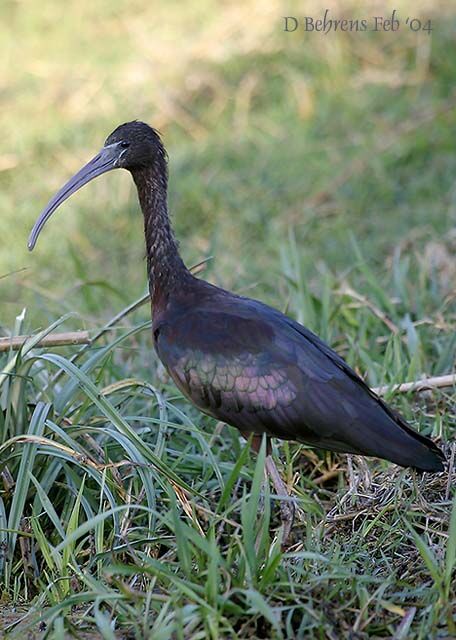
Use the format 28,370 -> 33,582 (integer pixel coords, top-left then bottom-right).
104,121 -> 166,171
28,121 -> 165,250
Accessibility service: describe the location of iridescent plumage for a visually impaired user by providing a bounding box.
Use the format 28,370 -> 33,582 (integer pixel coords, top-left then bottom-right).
153,282 -> 444,471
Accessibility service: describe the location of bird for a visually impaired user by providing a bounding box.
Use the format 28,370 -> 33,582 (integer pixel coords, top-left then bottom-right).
28,120 -> 445,542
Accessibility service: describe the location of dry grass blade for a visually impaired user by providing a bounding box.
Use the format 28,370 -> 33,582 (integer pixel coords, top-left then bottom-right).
171,481 -> 205,537
373,373 -> 456,396
336,283 -> 399,334
0,331 -> 90,352
0,435 -> 100,470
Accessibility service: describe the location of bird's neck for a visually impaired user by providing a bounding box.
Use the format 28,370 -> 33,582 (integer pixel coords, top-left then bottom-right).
132,162 -> 191,310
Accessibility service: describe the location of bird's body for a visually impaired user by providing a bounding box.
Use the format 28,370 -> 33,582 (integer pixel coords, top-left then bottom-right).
28,120 -> 445,536
153,275 -> 443,471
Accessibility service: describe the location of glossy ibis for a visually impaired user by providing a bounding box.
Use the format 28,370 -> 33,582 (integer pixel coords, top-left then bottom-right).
28,121 -> 445,541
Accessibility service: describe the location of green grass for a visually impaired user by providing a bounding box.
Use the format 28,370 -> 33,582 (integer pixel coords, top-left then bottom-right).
1,0 -> 455,637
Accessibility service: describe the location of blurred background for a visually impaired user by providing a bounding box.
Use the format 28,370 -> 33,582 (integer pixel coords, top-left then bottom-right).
1,0 -> 455,331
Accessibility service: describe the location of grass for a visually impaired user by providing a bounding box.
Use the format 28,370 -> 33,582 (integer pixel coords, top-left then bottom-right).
1,0 -> 455,637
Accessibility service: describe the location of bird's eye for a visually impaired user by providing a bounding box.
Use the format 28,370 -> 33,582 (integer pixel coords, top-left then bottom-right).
120,141 -> 130,149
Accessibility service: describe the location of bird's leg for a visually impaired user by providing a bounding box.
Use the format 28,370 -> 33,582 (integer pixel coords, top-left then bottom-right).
265,454 -> 295,545
243,433 -> 295,545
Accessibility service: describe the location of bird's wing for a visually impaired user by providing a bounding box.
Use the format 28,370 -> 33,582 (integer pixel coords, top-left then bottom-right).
154,297 -> 443,469
155,304 -> 300,437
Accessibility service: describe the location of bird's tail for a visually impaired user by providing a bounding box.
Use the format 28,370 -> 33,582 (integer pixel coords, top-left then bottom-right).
378,410 -> 445,472
302,405 -> 445,472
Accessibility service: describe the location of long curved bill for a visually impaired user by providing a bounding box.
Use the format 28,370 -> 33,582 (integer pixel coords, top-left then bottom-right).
28,143 -> 123,251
